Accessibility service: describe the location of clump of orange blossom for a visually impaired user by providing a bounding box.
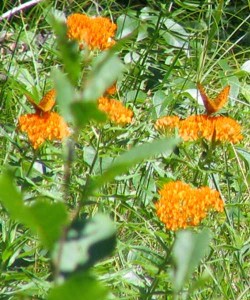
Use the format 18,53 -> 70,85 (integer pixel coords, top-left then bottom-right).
155,181 -> 224,231
18,90 -> 70,149
155,114 -> 243,144
98,97 -> 133,125
154,116 -> 180,132
66,13 -> 117,50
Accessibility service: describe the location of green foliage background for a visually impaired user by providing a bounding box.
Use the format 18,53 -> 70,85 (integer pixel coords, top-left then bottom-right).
0,0 -> 249,299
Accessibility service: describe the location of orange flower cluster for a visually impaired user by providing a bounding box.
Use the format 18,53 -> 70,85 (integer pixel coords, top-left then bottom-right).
179,115 -> 243,143
155,181 -> 224,231
178,115 -> 213,141
211,116 -> 243,143
19,112 -> 70,149
98,97 -> 133,125
66,13 -> 117,50
155,114 -> 243,144
155,116 -> 180,132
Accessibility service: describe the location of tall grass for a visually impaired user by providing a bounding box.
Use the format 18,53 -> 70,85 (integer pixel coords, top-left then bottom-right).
0,1 -> 249,299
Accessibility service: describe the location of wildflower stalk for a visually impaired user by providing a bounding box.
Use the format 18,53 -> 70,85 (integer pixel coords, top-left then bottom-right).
0,0 -> 43,21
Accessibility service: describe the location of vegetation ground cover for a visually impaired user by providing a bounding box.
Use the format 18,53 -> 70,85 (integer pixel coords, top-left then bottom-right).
0,0 -> 249,299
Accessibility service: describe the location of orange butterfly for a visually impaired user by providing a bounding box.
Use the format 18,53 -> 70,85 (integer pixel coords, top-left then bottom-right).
197,83 -> 230,115
26,89 -> 56,113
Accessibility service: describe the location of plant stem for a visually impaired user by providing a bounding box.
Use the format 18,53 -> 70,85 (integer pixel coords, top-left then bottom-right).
0,0 -> 44,21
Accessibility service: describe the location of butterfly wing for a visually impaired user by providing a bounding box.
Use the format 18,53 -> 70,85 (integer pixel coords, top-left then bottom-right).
197,83 -> 230,114
213,85 -> 230,113
197,83 -> 214,114
25,89 -> 56,113
37,89 -> 56,112
25,93 -> 41,112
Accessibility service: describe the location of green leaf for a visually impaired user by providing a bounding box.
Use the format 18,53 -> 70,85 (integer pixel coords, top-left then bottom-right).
116,14 -> 139,39
241,60 -> 250,73
0,171 -> 31,222
239,83 -> 250,101
236,147 -> 250,171
50,17 -> 81,85
29,201 -> 68,249
162,32 -> 186,49
125,90 -> 147,103
0,171 -> 68,250
152,90 -> 167,118
171,229 -> 211,293
91,137 -> 180,192
164,19 -> 189,37
52,214 -> 116,276
82,51 -> 124,101
48,273 -> 108,300
70,101 -> 106,128
53,69 -> 75,123
15,67 -> 36,89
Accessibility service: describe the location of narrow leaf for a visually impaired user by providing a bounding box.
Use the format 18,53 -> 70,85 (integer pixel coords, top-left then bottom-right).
70,101 -> 106,128
50,17 -> 81,85
0,171 -> 31,223
171,229 -> 211,293
53,69 -> 74,123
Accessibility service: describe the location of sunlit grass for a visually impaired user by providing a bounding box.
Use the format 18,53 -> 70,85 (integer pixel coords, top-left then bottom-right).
0,1 -> 249,299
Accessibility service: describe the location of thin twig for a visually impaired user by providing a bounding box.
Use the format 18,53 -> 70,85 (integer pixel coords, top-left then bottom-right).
0,0 -> 44,21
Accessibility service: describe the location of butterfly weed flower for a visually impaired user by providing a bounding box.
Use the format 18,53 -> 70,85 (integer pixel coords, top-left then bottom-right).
155,181 -> 224,231
66,13 -> 117,50
178,115 -> 214,141
155,115 -> 214,141
98,97 -> 133,125
155,116 -> 180,132
18,90 -> 70,149
213,116 -> 243,143
178,115 -> 243,144
19,112 -> 70,149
